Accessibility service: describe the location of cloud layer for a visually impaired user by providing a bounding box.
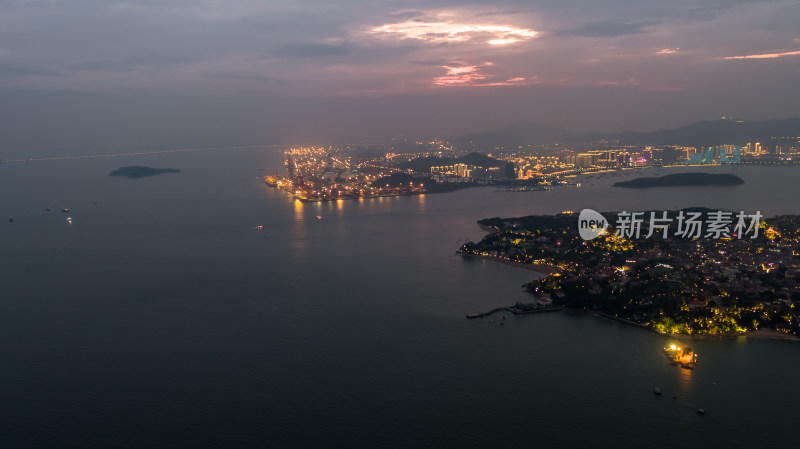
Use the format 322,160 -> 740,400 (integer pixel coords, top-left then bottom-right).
0,0 -> 799,144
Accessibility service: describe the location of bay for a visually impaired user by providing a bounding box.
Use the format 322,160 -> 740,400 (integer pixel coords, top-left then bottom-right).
1,149 -> 798,448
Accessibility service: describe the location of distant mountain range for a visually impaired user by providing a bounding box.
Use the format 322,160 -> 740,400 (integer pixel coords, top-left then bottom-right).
614,118 -> 800,145
452,118 -> 800,149
453,122 -> 598,149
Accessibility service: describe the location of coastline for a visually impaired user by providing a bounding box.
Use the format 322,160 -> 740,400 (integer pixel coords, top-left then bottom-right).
465,253 -> 561,276
745,329 -> 800,341
464,259 -> 800,341
266,177 -> 479,203
594,311 -> 800,341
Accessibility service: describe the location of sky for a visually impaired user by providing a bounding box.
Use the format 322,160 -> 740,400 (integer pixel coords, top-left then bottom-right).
1,0 -> 799,153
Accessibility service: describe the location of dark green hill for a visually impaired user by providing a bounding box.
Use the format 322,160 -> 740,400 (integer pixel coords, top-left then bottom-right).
371,173 -> 420,188
613,172 -> 744,188
109,166 -> 181,179
399,152 -> 506,171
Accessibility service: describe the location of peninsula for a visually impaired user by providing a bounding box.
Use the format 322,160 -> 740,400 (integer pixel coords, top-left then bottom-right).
264,146 -> 537,202
460,210 -> 800,338
109,166 -> 181,179
613,172 -> 744,188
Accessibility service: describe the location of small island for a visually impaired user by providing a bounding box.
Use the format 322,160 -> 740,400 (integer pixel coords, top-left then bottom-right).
613,172 -> 744,188
109,166 -> 181,179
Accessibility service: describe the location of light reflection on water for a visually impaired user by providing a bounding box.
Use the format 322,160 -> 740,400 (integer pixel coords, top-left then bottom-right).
293,198 -> 306,253
1,151 -> 800,448
676,364 -> 694,405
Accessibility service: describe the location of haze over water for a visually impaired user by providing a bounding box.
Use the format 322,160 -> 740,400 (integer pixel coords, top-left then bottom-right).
1,149 -> 798,448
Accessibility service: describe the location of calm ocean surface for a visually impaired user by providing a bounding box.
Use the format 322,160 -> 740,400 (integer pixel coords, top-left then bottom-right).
1,149 -> 798,448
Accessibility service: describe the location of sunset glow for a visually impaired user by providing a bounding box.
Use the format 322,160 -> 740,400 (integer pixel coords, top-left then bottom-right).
433,64 -> 491,86
433,62 -> 527,87
723,49 -> 800,59
370,13 -> 537,46
0,0 -> 797,133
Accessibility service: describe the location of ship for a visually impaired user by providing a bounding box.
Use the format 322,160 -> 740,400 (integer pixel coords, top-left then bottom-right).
663,344 -> 698,369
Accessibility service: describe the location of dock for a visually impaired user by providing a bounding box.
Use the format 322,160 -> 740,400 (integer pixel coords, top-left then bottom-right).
466,307 -> 508,319
467,305 -> 564,319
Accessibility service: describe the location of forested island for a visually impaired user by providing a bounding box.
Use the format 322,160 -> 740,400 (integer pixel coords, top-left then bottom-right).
109,166 -> 181,179
614,172 -> 744,188
460,210 -> 800,337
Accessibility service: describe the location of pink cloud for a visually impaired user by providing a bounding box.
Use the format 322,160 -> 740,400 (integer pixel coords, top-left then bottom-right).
432,62 -> 528,87
433,63 -> 491,86
474,77 -> 528,87
369,12 -> 538,47
723,49 -> 800,59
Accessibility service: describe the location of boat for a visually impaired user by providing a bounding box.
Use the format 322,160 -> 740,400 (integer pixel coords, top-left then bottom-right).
62,208 -> 70,213
66,216 -> 72,223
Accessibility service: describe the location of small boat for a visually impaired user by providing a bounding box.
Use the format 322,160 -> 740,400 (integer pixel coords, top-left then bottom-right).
696,409 -> 706,416
653,387 -> 662,395
45,208 -> 51,212
66,216 -> 72,223
316,216 -> 323,220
